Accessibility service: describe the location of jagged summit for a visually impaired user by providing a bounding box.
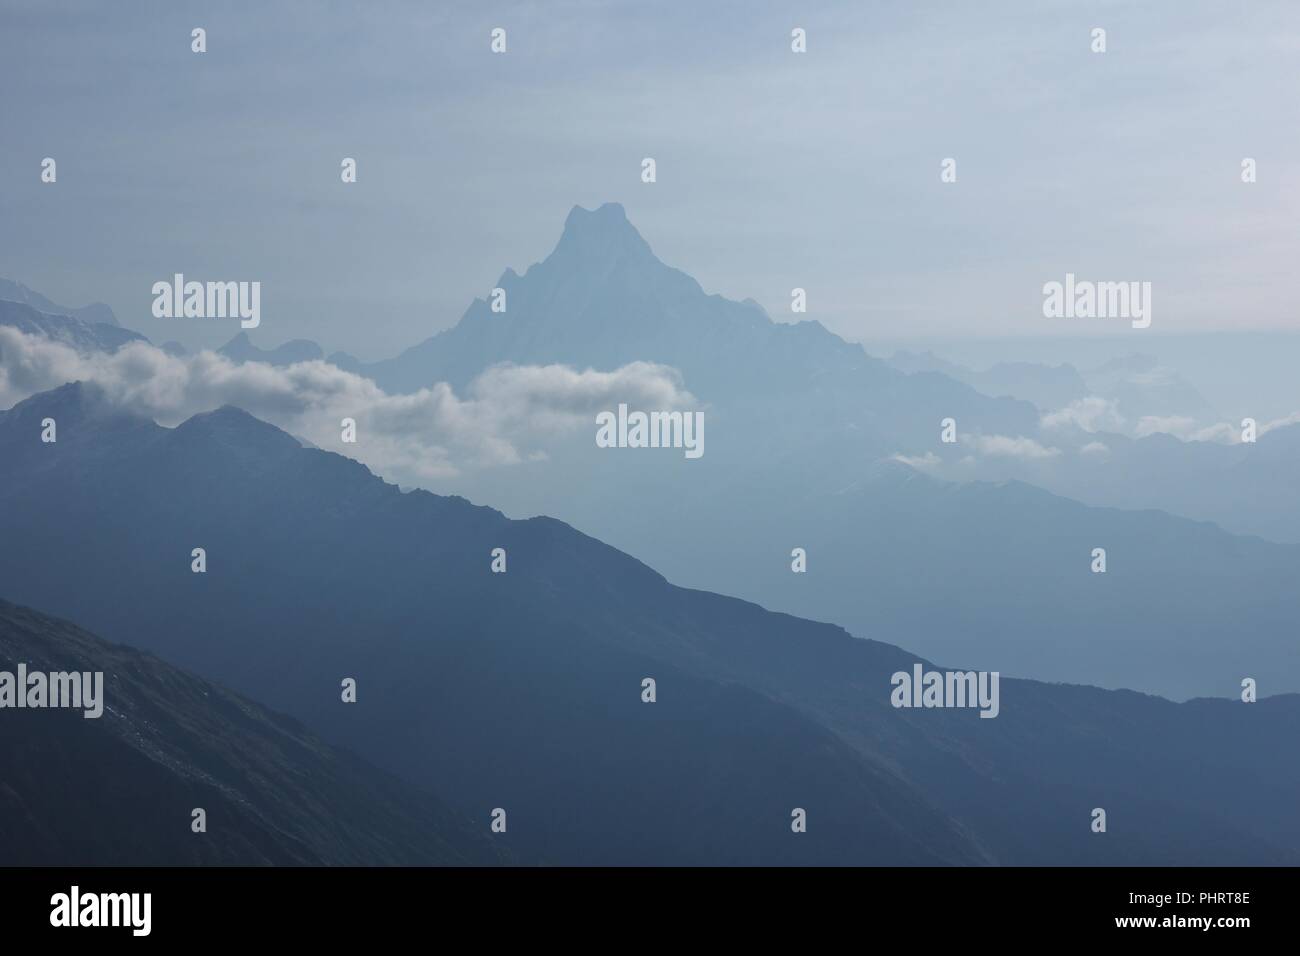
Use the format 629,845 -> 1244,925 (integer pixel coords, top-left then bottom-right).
24,379 -> 98,405
218,331 -> 324,367
0,277 -> 118,326
346,200 -> 897,397
552,202 -> 656,263
0,299 -> 146,354
562,201 -> 631,233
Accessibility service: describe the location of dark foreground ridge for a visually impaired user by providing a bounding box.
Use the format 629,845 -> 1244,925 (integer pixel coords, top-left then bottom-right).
0,598 -> 502,865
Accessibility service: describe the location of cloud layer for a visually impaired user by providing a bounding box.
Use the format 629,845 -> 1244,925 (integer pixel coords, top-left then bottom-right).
0,327 -> 697,482
1041,397 -> 1125,434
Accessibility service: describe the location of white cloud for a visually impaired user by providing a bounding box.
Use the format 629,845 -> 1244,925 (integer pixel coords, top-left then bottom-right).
1261,410 -> 1300,435
889,451 -> 943,470
970,434 -> 1061,460
1041,396 -> 1124,433
0,327 -> 697,481
1134,411 -> 1300,444
1127,366 -> 1179,388
891,436 -> 1061,466
1188,422 -> 1240,443
1134,415 -> 1241,443
1079,441 -> 1110,457
1134,415 -> 1198,439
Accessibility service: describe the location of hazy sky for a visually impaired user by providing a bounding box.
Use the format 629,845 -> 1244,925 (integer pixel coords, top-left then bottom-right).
3,0 -> 1298,359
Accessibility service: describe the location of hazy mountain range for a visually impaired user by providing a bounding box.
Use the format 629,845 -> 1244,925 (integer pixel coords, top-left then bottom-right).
2,205 -> 1297,699
213,203 -> 1295,698
0,299 -> 144,354
2,203 -> 1297,865
0,278 -> 118,327
1,382 -> 1299,864
139,206 -> 1298,544
218,331 -> 325,367
885,349 -> 1220,426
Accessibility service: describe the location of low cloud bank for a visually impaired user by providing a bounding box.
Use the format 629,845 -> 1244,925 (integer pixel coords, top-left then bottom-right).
0,327 -> 696,480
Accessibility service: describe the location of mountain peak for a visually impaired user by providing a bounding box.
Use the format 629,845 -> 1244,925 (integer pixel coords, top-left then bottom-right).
172,405 -> 304,456
554,203 -> 654,262
0,382 -> 152,444
564,201 -> 628,229
10,380 -> 106,420
0,277 -> 119,326
218,332 -> 324,367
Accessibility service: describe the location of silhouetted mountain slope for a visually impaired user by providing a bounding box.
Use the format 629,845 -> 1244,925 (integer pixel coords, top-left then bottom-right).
0,386 -> 983,866
434,404 -> 1300,699
0,598 -> 502,866
1,384 -> 1297,865
886,350 -> 1217,426
982,424 -> 1300,545
647,460 -> 1300,698
890,351 -> 1090,411
0,299 -> 145,353
884,350 -> 1300,542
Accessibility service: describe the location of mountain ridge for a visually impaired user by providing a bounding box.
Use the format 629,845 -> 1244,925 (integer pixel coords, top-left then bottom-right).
0,299 -> 144,354
0,598 -> 504,866
0,277 -> 119,326
3,385 -> 1298,864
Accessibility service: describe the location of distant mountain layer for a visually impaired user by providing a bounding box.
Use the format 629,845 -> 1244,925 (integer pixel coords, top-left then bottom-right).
886,349 -> 1218,424
320,203 -> 1299,680
219,331 -> 324,367
2,382 -> 1298,865
890,350 -> 1090,411
346,204 -> 1039,444
888,348 -> 1300,542
0,598 -> 501,866
6,212 -> 1297,698
0,299 -> 145,353
0,278 -> 118,326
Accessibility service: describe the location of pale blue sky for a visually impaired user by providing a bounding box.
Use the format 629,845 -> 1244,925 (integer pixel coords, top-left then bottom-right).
2,0 -> 1297,358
